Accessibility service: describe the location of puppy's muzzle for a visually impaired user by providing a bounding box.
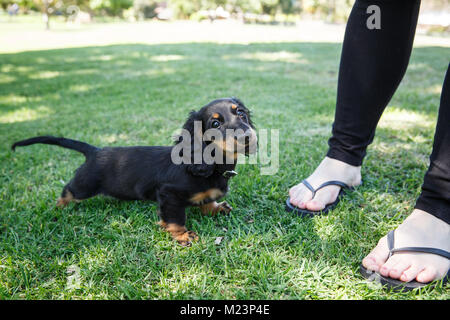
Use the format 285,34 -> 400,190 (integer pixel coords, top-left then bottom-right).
235,129 -> 257,154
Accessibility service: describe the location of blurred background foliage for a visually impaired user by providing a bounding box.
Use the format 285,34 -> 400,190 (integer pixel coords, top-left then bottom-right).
1,0 -> 356,22
1,0 -> 449,30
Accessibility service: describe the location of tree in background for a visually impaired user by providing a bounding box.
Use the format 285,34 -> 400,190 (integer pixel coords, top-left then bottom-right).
169,0 -> 201,19
279,0 -> 297,15
170,0 -> 301,19
226,0 -> 260,14
0,0 -> 312,20
33,0 -> 63,29
132,0 -> 157,19
6,0 -> 449,24
1,0 -> 37,11
24,0 -> 91,29
260,0 -> 277,15
1,0 -> 10,9
89,0 -> 132,16
302,0 -> 352,22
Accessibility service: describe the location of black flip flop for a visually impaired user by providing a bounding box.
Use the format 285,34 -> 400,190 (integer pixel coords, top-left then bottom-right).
285,179 -> 353,217
360,230 -> 450,292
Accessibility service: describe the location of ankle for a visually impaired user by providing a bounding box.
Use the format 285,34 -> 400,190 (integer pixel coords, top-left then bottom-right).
322,156 -> 360,169
403,209 -> 450,235
396,209 -> 450,250
317,157 -> 362,186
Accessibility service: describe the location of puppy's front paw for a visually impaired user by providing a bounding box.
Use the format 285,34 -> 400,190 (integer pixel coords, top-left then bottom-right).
176,230 -> 199,247
200,201 -> 233,215
217,201 -> 233,214
159,221 -> 199,246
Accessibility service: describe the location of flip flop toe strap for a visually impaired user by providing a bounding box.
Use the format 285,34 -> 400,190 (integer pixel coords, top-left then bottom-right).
387,230 -> 450,259
301,180 -> 316,198
301,179 -> 350,200
315,180 -> 350,192
390,247 -> 450,259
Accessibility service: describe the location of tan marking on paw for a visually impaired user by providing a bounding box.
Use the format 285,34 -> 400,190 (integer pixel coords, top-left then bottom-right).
56,191 -> 74,207
200,201 -> 233,215
158,221 -> 199,246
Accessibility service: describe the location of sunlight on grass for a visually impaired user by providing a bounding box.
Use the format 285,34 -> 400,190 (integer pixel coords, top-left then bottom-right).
98,133 -> 130,144
408,62 -> 434,72
0,74 -> 16,84
150,54 -> 184,62
109,218 -> 132,231
14,65 -> 34,73
0,106 -> 52,123
80,246 -> 113,272
223,51 -> 308,64
378,108 -> 434,131
97,55 -> 113,61
291,125 -> 331,137
87,54 -> 115,62
29,71 -> 61,80
313,222 -> 335,240
373,140 -> 429,164
0,94 -> 28,105
69,84 -> 92,93
1,64 -> 14,72
425,84 -> 443,94
143,67 -> 177,77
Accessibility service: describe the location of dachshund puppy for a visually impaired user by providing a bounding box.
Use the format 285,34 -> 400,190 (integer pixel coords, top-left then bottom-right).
11,97 -> 257,246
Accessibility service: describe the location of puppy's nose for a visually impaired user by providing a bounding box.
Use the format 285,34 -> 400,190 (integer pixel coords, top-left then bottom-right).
243,133 -> 251,145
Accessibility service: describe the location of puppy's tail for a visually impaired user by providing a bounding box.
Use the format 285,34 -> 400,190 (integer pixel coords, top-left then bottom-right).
11,136 -> 98,157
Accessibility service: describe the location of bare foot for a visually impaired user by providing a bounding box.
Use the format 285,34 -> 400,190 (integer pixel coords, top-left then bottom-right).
289,157 -> 362,211
362,209 -> 450,283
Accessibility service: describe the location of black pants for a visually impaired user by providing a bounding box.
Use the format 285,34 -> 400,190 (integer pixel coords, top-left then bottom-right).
326,0 -> 450,224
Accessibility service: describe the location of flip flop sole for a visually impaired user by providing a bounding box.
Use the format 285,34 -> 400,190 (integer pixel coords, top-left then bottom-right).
359,264 -> 449,292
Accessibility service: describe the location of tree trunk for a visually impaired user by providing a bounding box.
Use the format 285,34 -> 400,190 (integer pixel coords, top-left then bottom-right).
43,12 -> 50,30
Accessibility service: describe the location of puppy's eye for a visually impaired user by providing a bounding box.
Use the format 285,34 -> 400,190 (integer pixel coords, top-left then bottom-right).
211,120 -> 221,128
237,110 -> 246,118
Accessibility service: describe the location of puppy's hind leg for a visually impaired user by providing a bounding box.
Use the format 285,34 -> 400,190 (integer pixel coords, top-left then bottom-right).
56,173 -> 100,208
56,186 -> 78,208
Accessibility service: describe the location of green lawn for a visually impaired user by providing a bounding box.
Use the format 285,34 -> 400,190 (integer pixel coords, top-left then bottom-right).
0,20 -> 449,299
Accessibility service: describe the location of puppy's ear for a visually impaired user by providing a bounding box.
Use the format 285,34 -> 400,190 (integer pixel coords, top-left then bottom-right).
182,110 -> 201,139
231,96 -> 244,107
181,110 -> 215,177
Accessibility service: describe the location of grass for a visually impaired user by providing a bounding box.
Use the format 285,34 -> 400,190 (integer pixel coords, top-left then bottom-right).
0,19 -> 449,300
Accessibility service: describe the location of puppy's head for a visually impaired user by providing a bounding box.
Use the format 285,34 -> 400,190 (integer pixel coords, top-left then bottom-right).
178,97 -> 257,177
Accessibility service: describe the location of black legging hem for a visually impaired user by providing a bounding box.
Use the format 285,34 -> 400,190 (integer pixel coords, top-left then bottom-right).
415,197 -> 450,224
326,148 -> 363,167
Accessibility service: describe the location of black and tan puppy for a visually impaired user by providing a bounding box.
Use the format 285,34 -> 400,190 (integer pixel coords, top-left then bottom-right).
11,97 -> 257,246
